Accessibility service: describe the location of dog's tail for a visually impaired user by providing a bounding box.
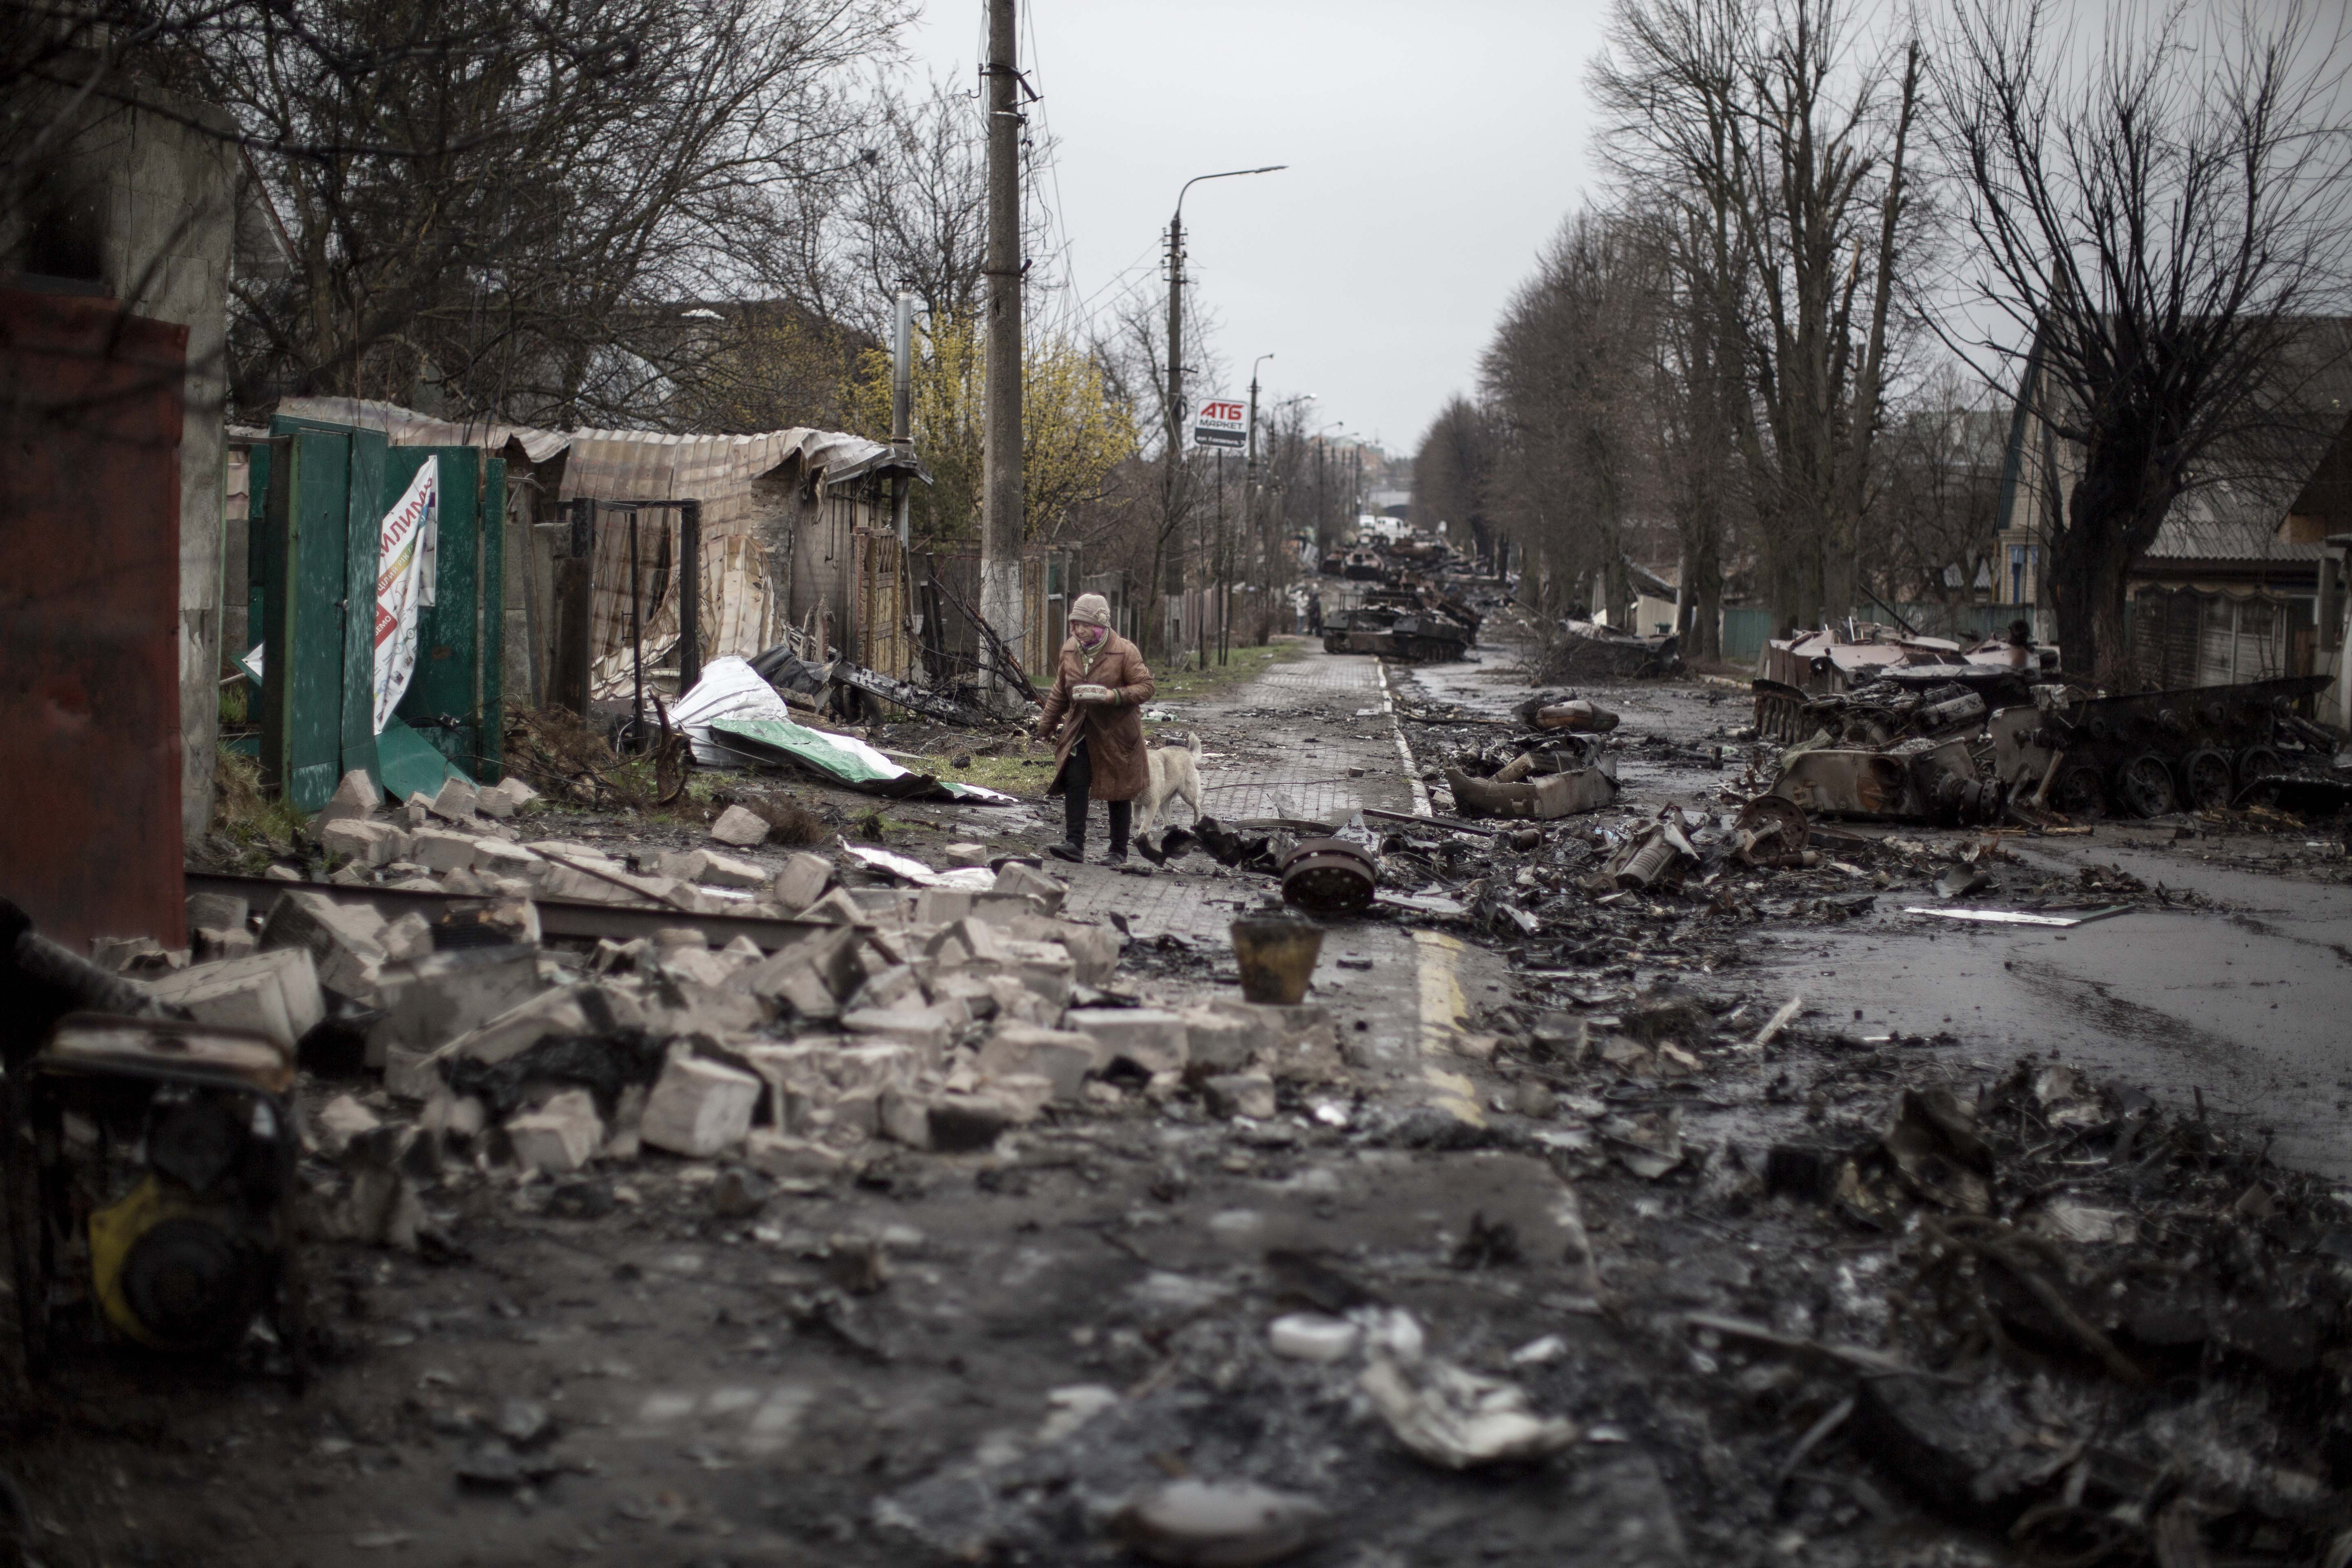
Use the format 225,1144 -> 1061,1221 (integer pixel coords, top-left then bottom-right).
1185,730 -> 1203,756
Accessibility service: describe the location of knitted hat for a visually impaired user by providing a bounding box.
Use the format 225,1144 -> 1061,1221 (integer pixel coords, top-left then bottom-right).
1069,592 -> 1111,626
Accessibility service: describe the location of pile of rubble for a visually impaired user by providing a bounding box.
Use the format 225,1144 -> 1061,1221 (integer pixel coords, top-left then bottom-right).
113,835 -> 1353,1251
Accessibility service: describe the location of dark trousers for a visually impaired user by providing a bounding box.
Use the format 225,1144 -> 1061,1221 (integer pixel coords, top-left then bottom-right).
1062,737 -> 1131,852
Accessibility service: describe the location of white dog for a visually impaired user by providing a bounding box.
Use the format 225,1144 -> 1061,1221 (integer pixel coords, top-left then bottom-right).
1137,731 -> 1205,832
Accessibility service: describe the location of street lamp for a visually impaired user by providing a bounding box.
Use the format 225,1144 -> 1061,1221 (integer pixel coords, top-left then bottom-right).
1167,169 -> 1286,452
1160,163 -> 1283,663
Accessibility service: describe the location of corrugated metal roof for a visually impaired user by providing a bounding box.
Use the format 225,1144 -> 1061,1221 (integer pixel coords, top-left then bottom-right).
2144,485 -> 2322,563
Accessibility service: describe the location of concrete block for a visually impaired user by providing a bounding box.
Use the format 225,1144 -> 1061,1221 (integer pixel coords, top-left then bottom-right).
656,849 -> 709,882
386,875 -> 441,893
841,1005 -> 955,1058
710,804 -> 770,847
404,796 -> 430,829
744,1130 -> 851,1180
317,768 -> 384,827
913,887 -> 975,927
1179,1007 -> 1273,1074
147,947 -> 323,1050
799,887 -> 866,926
642,976 -> 770,1041
1067,1009 -> 1188,1075
443,981 -> 645,1067
928,970 -> 1000,1022
259,889 -> 390,1000
976,1025 -> 1100,1102
472,840 -> 544,880
846,963 -> 923,1014
368,946 -> 549,1061
381,912 -> 434,964
989,861 -> 1065,915
476,777 -> 536,820
730,929 -> 855,1016
1202,1000 -> 1339,1075
834,1042 -> 924,1098
720,934 -> 762,962
482,777 -> 539,817
312,1093 -> 381,1157
419,1091 -> 486,1143
430,776 -> 478,821
408,828 -> 482,874
696,851 -> 770,891
771,852 -> 833,913
982,972 -> 1062,1028
1053,923 -> 1122,987
328,864 -> 370,887
640,1055 -> 761,1157
320,817 -> 404,868
879,1088 -> 932,1149
1201,1073 -> 1278,1120
931,915 -> 1009,968
941,842 -> 991,868
194,925 -> 257,962
505,1089 -> 603,1174
439,868 -> 492,896
971,891 -> 1052,927
185,891 -> 249,936
996,939 -> 1077,1010
1007,915 -> 1120,987
984,1074 -> 1055,1125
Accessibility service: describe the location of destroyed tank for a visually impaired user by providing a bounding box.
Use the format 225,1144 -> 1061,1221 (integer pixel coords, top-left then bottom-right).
1319,603 -> 1470,662
1989,674 -> 2334,818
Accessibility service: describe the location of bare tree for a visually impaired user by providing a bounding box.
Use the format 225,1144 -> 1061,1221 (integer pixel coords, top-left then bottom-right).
136,0 -> 906,424
1869,358 -> 2004,632
1932,0 -> 2352,686
1412,396 -> 1501,566
1594,0 -> 1920,633
1481,208 -> 1661,623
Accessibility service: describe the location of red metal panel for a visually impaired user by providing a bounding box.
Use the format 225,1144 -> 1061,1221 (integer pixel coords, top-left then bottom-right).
0,287 -> 188,951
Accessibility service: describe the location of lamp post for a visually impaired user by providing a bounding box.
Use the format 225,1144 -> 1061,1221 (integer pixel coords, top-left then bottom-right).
1159,165 -> 1283,660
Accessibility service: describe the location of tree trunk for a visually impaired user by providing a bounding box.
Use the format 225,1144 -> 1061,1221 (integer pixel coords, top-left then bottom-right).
2054,461 -> 2165,689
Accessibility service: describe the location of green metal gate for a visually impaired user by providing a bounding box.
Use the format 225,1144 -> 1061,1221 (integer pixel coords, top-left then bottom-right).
254,420 -> 504,812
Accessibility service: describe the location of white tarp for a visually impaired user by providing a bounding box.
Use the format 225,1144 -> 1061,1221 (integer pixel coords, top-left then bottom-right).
371,458 -> 440,734
667,656 -> 797,768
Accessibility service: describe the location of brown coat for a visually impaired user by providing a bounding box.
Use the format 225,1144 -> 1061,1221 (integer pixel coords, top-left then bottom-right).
1038,630 -> 1155,801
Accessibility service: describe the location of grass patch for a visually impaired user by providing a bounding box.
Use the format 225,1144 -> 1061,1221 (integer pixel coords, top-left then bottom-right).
210,745 -> 305,849
899,747 -> 1053,800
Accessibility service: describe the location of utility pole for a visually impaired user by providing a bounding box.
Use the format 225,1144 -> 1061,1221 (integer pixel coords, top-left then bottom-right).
1245,354 -> 1270,593
1156,164 -> 1284,661
890,288 -> 913,547
980,0 -> 1024,702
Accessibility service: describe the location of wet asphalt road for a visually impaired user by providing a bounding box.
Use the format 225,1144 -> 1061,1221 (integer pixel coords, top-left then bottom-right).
1746,832 -> 2352,1180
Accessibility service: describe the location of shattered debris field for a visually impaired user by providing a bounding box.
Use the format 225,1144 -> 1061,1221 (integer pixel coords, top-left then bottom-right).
8,618 -> 2352,1568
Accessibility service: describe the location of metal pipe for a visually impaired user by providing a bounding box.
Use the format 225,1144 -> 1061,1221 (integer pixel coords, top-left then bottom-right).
628,510 -> 644,748
892,289 -> 914,547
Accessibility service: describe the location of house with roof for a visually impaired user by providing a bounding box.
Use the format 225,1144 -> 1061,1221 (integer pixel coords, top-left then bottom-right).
1990,317 -> 2352,701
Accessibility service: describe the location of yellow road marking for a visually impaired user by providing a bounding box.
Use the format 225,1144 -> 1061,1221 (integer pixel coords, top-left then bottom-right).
1413,929 -> 1485,1124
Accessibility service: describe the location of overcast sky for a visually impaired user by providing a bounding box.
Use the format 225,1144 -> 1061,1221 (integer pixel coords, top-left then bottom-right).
900,1 -> 1615,458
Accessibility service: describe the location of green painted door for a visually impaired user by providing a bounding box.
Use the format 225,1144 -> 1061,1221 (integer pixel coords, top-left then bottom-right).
385,447 -> 504,783
256,425 -> 385,811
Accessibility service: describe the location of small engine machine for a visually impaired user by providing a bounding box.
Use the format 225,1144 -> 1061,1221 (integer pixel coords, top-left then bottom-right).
4,1013 -> 306,1382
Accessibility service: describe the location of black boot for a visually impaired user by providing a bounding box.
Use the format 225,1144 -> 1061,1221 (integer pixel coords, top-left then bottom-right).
1103,802 -> 1134,868
1047,840 -> 1084,863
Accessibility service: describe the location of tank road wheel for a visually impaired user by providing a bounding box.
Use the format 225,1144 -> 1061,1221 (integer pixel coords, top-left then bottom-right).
2234,744 -> 2281,793
2047,764 -> 2107,821
2179,748 -> 2234,811
2115,753 -> 2178,819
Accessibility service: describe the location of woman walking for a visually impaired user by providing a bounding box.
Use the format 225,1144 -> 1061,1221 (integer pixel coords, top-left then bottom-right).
1036,593 -> 1154,865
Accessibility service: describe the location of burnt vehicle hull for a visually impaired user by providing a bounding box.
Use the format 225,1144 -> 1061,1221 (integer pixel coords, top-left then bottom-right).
1321,608 -> 1470,663
1989,674 -> 2332,819
1547,620 -> 1682,679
